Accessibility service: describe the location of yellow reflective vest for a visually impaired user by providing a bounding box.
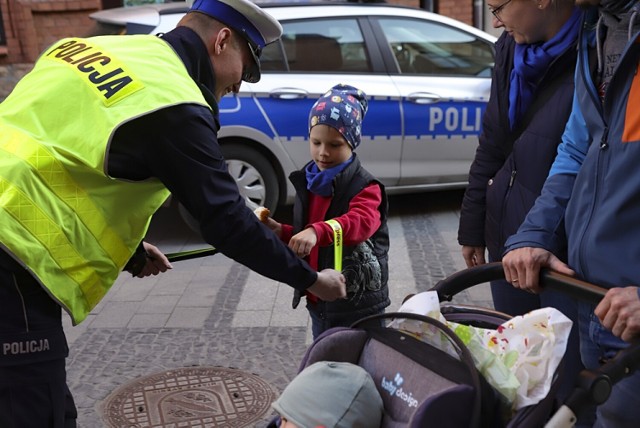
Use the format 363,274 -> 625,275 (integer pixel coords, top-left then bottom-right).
0,35 -> 210,324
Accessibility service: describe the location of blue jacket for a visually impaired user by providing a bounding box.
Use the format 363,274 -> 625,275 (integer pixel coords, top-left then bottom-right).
458,31 -> 577,261
505,8 -> 640,288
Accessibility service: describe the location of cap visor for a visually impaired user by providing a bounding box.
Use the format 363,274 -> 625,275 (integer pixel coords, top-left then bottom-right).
243,44 -> 261,83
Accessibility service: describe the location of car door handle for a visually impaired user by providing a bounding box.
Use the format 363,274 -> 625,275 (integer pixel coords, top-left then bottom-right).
407,92 -> 442,104
269,88 -> 309,100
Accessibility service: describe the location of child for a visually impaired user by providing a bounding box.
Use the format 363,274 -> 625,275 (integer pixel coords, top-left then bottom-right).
265,84 -> 390,339
269,361 -> 384,428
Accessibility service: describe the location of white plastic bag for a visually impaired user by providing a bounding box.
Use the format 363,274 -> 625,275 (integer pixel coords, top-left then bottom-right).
389,291 -> 572,410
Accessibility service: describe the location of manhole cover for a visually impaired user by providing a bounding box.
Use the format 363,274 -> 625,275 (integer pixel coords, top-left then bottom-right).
100,366 -> 277,428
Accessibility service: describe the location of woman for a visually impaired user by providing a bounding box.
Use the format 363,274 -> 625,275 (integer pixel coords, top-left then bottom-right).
457,0 -> 589,416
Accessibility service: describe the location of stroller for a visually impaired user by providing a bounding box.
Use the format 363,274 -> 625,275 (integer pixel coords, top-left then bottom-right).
294,262 -> 640,428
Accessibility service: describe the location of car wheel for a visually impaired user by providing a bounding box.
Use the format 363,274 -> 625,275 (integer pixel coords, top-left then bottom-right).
222,143 -> 279,212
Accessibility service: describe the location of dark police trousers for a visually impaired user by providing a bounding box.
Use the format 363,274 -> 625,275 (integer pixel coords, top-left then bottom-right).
0,256 -> 77,428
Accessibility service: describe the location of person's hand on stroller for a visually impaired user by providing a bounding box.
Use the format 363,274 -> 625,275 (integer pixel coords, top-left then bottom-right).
462,245 -> 486,267
307,269 -> 346,301
595,286 -> 640,342
502,246 -> 574,293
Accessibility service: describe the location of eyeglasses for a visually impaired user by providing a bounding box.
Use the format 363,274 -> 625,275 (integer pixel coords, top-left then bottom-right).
490,0 -> 514,22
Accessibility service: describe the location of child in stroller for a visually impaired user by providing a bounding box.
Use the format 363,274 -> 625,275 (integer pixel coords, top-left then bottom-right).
267,263 -> 640,428
269,361 -> 384,428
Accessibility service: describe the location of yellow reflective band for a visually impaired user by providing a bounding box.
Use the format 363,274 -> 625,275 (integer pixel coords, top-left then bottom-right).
43,38 -> 144,106
325,219 -> 343,272
0,178 -> 106,308
0,125 -> 130,267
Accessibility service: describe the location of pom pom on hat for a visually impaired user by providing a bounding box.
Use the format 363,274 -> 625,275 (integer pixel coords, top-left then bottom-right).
309,84 -> 368,149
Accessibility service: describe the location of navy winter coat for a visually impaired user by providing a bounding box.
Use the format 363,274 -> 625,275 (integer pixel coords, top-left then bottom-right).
458,31 -> 577,261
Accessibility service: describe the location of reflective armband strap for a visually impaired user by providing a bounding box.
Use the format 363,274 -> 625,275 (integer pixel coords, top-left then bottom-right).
325,219 -> 343,271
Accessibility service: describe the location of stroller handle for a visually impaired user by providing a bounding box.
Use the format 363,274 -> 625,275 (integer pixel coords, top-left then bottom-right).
431,262 -> 607,305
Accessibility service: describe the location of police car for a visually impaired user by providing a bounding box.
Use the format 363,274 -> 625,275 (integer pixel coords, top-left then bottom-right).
90,1 -> 496,214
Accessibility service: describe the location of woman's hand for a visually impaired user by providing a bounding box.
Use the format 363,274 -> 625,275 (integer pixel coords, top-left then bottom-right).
461,245 -> 486,268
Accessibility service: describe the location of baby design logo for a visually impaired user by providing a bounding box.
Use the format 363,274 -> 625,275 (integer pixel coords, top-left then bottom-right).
395,373 -> 403,386
380,372 -> 418,409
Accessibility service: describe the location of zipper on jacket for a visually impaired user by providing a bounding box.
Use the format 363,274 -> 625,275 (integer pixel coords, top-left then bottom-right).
577,126 -> 608,278
498,169 -> 517,250
599,126 -> 609,150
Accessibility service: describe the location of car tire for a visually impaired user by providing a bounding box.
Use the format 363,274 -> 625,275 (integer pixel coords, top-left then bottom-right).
221,143 -> 280,213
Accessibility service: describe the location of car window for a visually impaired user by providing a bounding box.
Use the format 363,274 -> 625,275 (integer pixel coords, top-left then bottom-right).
377,18 -> 494,77
261,18 -> 372,73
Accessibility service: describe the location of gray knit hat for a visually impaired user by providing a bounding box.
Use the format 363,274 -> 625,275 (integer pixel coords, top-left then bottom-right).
272,361 -> 384,428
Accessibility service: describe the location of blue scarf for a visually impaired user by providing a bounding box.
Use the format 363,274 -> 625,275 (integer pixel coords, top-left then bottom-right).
508,8 -> 581,129
305,156 -> 354,197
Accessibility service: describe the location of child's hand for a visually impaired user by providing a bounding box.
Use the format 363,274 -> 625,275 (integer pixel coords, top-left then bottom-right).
289,228 -> 317,258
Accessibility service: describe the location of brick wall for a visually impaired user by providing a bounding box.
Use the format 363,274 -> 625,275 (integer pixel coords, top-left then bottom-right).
0,0 -> 101,98
1,0 -> 100,64
387,0 -> 474,26
438,0 -> 473,25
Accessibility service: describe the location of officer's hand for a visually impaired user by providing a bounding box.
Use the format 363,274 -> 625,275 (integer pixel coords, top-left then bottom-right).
306,269 -> 346,301
264,216 -> 283,238
135,242 -> 173,278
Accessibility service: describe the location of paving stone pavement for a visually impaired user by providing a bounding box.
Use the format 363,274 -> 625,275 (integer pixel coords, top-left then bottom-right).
63,190 -> 494,427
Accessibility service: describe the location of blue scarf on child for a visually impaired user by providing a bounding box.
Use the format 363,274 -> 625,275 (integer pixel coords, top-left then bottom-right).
305,156 -> 354,197
508,8 -> 581,129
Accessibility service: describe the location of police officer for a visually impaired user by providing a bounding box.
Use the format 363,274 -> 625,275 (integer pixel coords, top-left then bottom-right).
0,0 -> 346,426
